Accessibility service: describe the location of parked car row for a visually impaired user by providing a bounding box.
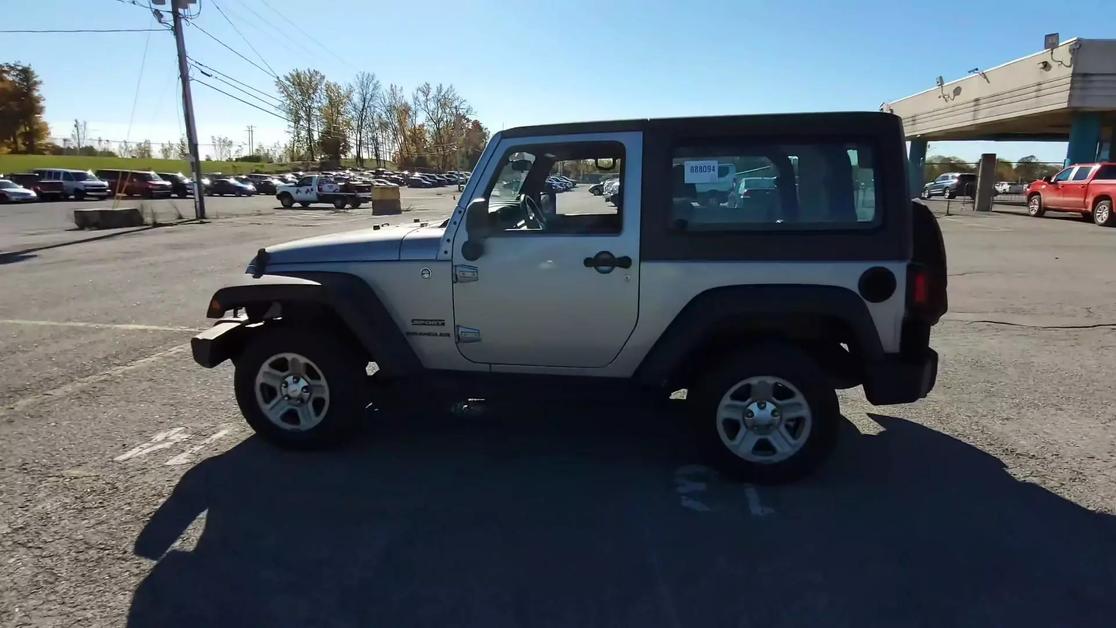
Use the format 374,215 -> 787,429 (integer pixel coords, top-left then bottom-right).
0,164 -> 472,204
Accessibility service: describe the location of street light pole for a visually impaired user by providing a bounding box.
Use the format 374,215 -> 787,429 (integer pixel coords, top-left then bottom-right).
170,0 -> 206,220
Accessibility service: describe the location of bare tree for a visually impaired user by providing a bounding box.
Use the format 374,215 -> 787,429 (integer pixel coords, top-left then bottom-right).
319,80 -> 353,162
382,84 -> 413,167
412,83 -> 472,171
348,72 -> 382,167
210,135 -> 234,161
70,119 -> 88,152
275,68 -> 326,161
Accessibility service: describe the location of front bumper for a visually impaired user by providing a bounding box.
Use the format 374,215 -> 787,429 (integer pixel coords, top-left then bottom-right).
191,317 -> 250,368
862,348 -> 938,405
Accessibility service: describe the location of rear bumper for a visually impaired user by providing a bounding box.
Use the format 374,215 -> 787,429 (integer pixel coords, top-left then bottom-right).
192,317 -> 250,368
862,348 -> 938,405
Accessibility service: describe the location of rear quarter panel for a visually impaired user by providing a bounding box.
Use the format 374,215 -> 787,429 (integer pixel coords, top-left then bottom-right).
608,261 -> 907,376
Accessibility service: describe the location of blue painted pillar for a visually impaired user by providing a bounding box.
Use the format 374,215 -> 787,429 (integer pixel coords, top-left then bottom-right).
1066,112 -> 1101,165
908,139 -> 927,199
1100,124 -> 1116,161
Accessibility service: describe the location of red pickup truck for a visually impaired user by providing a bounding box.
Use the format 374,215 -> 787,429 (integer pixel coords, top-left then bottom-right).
1026,162 -> 1116,226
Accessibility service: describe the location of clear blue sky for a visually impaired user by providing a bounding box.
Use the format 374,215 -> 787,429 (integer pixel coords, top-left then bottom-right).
3,0 -> 1113,161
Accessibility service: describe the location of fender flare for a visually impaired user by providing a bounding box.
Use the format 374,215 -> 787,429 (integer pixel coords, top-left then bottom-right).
633,285 -> 884,388
207,272 -> 421,376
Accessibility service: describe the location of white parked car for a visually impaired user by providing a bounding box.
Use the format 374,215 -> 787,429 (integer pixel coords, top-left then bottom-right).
994,181 -> 1026,195
0,179 -> 38,203
32,168 -> 111,200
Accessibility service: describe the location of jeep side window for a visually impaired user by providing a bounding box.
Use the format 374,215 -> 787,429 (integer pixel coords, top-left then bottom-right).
485,141 -> 624,235
669,141 -> 878,231
1053,168 -> 1073,182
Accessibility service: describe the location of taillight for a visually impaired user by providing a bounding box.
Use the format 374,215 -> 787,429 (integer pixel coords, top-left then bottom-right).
907,263 -> 945,323
911,269 -> 929,307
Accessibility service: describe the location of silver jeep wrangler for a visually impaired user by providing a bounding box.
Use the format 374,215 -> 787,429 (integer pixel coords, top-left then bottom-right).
193,112 -> 947,483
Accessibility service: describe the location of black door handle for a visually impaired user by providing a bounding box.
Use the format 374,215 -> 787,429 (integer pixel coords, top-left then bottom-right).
583,251 -> 632,273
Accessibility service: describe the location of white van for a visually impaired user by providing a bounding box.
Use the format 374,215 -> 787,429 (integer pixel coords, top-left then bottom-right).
32,169 -> 111,200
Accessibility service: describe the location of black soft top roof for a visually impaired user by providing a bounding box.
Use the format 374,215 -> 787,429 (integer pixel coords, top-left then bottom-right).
500,111 -> 903,139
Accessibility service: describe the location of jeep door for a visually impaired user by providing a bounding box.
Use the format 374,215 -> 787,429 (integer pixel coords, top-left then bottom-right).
451,133 -> 641,368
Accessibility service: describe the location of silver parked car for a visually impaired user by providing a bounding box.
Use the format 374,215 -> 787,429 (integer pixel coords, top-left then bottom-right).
32,168 -> 111,200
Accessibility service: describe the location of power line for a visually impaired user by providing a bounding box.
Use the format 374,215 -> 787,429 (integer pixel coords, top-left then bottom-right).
191,78 -> 355,143
182,17 -> 277,79
193,78 -> 290,122
0,28 -> 166,33
191,65 -> 284,111
112,0 -> 201,19
235,1 -> 310,60
209,0 -> 277,77
188,57 -> 281,104
257,0 -> 351,68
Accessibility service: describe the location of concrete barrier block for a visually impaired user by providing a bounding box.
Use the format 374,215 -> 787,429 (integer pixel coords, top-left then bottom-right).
74,207 -> 144,229
372,199 -> 402,215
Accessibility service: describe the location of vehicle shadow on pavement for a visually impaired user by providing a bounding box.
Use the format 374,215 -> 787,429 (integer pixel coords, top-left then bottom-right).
127,408 -> 1116,628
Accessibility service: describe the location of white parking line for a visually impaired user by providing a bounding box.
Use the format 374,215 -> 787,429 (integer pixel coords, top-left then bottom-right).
3,344 -> 189,415
165,429 -> 231,466
115,427 -> 190,462
0,319 -> 200,333
743,486 -> 774,517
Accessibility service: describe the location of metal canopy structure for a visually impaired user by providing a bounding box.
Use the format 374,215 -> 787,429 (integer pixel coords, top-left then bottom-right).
882,38 -> 1116,193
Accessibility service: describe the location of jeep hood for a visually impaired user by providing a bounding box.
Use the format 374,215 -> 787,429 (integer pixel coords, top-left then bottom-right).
263,224 -> 446,265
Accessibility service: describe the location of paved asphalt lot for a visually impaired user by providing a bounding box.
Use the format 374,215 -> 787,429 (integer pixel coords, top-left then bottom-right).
3,192 -> 1116,626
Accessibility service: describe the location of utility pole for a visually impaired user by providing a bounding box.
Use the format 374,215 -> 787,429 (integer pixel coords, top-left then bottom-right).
246,125 -> 255,156
167,0 -> 205,220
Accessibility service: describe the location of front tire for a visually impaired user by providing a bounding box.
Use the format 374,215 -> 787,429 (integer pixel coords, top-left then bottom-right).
1027,194 -> 1045,217
1094,199 -> 1115,227
333,197 -> 348,209
278,193 -> 295,208
234,326 -> 367,449
299,202 -> 310,207
74,189 -> 86,201
690,344 -> 839,484
919,189 -> 930,200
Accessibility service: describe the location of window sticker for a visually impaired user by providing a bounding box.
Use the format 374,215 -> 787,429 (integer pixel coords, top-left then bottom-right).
684,160 -> 719,184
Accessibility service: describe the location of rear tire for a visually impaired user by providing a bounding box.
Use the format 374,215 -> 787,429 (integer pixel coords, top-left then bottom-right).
944,188 -> 956,199
1094,199 -> 1115,227
299,202 -> 310,207
1027,194 -> 1045,217
278,193 -> 295,208
333,197 -> 347,209
234,326 -> 367,450
689,343 -> 839,484
350,200 -> 362,209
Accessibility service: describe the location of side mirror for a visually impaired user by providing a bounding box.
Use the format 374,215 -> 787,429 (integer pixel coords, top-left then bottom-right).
462,198 -> 490,261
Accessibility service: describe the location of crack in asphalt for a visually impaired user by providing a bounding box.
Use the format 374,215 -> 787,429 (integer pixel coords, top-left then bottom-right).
954,319 -> 1116,330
